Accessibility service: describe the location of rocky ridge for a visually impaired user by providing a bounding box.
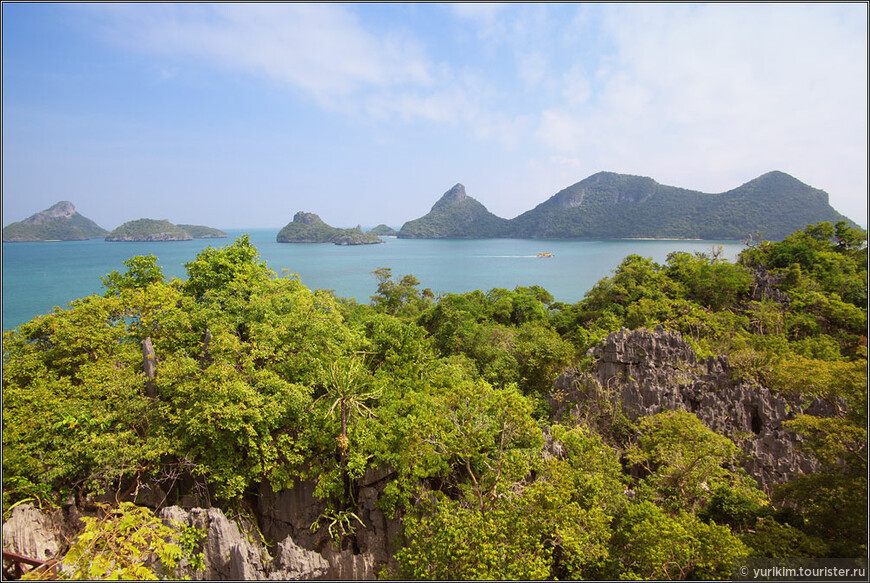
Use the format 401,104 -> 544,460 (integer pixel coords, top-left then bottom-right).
549,326 -> 834,490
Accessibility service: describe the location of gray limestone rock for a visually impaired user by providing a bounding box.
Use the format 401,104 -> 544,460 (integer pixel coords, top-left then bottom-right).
550,327 -> 833,490
2,503 -> 63,562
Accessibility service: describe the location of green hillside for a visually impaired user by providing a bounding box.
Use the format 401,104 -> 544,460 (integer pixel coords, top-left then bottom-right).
277,212 -> 383,245
2,201 -> 108,241
398,183 -> 511,238
399,172 -> 857,241
105,219 -> 193,242
510,171 -> 856,240
369,224 -> 398,236
177,224 -> 228,238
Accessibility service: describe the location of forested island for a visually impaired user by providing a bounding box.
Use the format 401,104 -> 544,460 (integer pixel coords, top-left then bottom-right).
105,219 -> 227,242
2,201 -> 108,241
277,211 -> 383,245
176,224 -> 228,239
398,171 -> 857,240
2,220 -> 865,580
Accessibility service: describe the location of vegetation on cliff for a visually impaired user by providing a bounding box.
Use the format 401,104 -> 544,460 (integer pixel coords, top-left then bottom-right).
277,211 -> 383,245
2,201 -> 108,242
2,221 -> 865,579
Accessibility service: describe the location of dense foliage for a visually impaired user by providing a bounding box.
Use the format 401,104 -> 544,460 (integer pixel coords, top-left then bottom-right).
2,222 -> 866,579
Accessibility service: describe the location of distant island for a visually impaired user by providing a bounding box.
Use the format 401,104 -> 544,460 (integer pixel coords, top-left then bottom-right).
176,224 -> 228,239
368,224 -> 398,236
2,201 -> 108,241
106,219 -> 194,242
5,171 -> 858,244
105,219 -> 229,242
277,212 -> 383,245
398,171 -> 857,241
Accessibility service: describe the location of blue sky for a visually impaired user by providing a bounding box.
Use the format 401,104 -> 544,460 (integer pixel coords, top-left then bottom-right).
3,2 -> 867,229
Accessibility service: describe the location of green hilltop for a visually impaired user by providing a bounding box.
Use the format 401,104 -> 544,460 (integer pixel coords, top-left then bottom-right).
177,224 -> 228,239
399,171 -> 857,241
277,211 -> 383,245
105,219 -> 194,242
2,201 -> 108,241
398,183 -> 511,238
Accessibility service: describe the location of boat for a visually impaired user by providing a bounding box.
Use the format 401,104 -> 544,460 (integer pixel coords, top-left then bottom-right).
537,252 -> 554,258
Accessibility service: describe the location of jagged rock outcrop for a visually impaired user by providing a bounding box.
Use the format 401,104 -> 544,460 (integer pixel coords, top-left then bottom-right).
550,326 -> 835,490
2,503 -> 65,562
257,469 -> 401,580
158,505 -> 329,580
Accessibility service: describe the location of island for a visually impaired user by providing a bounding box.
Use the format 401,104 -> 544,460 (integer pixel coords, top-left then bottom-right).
177,224 -> 228,239
2,201 -> 108,242
368,224 -> 398,236
398,183 -> 510,239
105,219 -> 194,242
277,212 -> 383,245
398,171 -> 858,241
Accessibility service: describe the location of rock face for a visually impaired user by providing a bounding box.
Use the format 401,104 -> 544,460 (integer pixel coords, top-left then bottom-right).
1,503 -> 64,562
158,505 -> 330,580
550,327 -> 833,490
2,201 -> 109,241
257,470 -> 402,580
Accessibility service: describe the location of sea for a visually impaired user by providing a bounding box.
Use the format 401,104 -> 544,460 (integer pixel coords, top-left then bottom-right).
1,230 -> 745,331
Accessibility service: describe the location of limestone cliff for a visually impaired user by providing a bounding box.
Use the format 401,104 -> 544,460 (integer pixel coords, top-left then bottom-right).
549,326 -> 835,490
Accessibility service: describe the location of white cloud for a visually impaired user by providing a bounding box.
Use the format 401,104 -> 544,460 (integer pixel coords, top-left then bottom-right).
91,3 -> 432,103
531,2 -> 867,215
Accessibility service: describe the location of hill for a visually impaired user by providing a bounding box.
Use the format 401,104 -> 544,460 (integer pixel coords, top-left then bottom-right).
398,184 -> 511,238
369,224 -> 398,236
177,224 -> 228,239
401,172 -> 857,241
2,201 -> 108,241
277,212 -> 383,245
105,219 -> 193,242
511,171 -> 856,240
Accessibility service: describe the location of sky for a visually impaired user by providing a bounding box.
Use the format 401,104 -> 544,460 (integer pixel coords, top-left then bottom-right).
3,2 -> 867,230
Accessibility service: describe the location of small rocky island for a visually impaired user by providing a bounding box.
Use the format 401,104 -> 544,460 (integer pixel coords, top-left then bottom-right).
106,219 -> 194,242
277,212 -> 383,245
2,201 -> 108,241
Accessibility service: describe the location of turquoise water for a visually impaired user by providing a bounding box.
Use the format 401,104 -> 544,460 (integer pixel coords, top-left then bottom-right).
2,230 -> 745,331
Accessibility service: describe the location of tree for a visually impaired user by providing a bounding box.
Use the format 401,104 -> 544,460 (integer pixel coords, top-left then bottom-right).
626,410 -> 765,514
183,235 -> 272,301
